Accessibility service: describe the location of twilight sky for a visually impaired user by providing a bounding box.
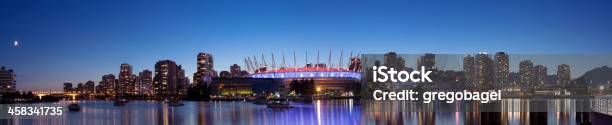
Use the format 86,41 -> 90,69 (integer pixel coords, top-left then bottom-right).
1,0 -> 612,91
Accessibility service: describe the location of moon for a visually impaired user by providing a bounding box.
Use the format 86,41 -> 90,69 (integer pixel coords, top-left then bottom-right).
13,41 -> 19,47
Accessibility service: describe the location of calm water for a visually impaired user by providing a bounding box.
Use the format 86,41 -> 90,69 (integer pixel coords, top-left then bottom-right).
1,99 -> 606,125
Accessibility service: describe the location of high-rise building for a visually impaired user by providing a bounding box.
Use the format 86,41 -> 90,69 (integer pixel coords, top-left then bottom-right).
131,74 -> 140,94
154,60 -> 187,97
219,71 -> 231,78
95,83 -> 104,94
417,53 -> 436,71
193,52 -> 216,85
383,52 -> 406,70
494,52 -> 509,88
76,83 -> 83,93
139,70 -> 153,96
84,80 -> 95,94
63,83 -> 73,93
176,65 -> 189,95
463,55 -> 475,85
519,60 -> 534,87
348,57 -> 361,71
534,65 -> 547,88
557,64 -> 571,86
101,74 -> 117,95
118,63 -> 133,95
230,64 -> 241,78
0,66 -> 16,93
475,53 -> 494,88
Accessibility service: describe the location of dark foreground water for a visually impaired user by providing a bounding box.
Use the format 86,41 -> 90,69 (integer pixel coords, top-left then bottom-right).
1,99 -> 611,125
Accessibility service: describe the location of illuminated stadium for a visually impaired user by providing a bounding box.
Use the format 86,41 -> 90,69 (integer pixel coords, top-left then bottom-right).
239,50 -> 363,97
250,67 -> 361,79
243,50 -> 363,79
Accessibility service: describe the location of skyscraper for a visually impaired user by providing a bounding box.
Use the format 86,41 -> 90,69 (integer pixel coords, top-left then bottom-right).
534,65 -> 547,88
383,52 -> 406,70
118,63 -> 133,95
557,64 -> 571,86
463,55 -> 475,86
176,65 -> 189,95
84,80 -> 95,94
417,53 -> 436,71
139,70 -> 153,96
494,52 -> 509,88
101,74 -> 117,95
76,83 -> 83,93
475,53 -> 494,89
230,64 -> 241,78
154,60 -> 187,97
519,60 -> 534,88
95,83 -> 104,94
130,74 -> 139,94
0,66 -> 16,93
219,71 -> 231,78
193,52 -> 216,85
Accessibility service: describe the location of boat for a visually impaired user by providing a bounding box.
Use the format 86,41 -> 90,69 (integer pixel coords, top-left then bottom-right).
266,85 -> 291,108
266,98 -> 291,109
68,103 -> 81,112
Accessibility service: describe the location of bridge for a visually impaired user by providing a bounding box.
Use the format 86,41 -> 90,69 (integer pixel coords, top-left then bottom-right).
32,91 -> 82,100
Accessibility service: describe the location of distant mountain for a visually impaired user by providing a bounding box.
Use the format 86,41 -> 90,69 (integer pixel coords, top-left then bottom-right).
576,66 -> 612,84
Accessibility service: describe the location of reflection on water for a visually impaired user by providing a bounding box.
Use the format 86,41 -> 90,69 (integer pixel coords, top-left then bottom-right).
2,99 -> 608,125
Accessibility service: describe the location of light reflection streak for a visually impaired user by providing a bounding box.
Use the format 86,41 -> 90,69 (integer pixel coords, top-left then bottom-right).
3,99 -> 599,125
316,100 -> 322,125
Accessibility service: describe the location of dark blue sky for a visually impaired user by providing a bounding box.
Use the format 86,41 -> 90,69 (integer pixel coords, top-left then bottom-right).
1,0 -> 612,91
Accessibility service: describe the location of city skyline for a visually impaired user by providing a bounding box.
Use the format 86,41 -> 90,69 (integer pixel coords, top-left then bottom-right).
2,0 -> 612,91
13,52 -> 612,92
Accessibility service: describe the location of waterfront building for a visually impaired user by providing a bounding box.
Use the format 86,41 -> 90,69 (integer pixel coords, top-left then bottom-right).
475,53 -> 494,89
383,52 -> 406,70
193,52 -> 217,85
118,63 -> 133,95
209,78 -> 282,97
0,66 -> 16,93
76,83 -> 83,93
557,64 -> 571,86
463,55 -> 475,86
230,64 -> 242,78
154,60 -> 188,97
494,52 -> 509,88
101,74 -> 117,95
519,60 -> 534,88
247,51 -> 363,97
84,80 -> 95,94
219,71 -> 231,78
534,65 -> 547,87
139,70 -> 153,96
417,53 -> 436,71
63,83 -> 73,93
